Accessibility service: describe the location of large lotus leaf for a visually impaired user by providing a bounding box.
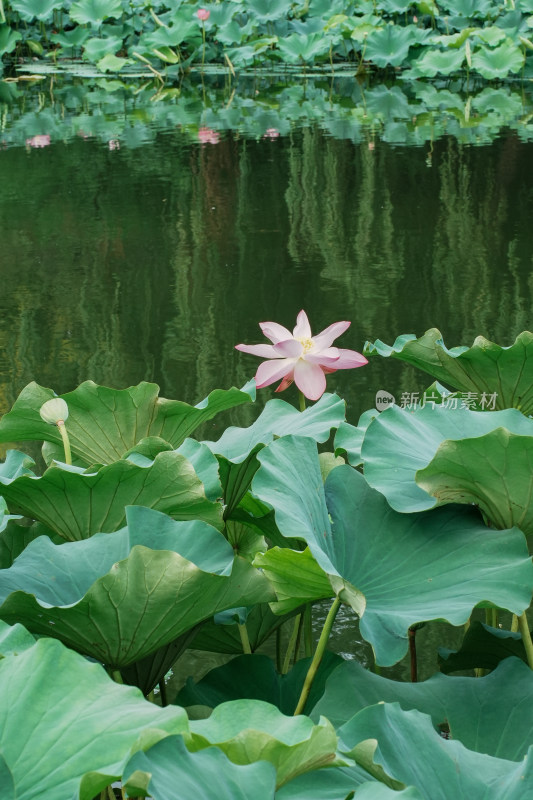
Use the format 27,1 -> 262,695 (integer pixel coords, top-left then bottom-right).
0,619 -> 35,657
252,437 -> 533,665
313,656 -> 533,761
438,622 -> 530,674
123,734 -> 277,799
363,329 -> 533,414
69,0 -> 123,26
417,429 -> 533,534
0,506 -> 274,667
0,636 -> 188,800
0,379 -> 255,466
276,32 -> 332,63
175,652 -> 343,716
472,41 -> 525,78
360,404 -> 533,514
365,23 -> 417,67
277,769 -> 421,800
120,627 -> 200,696
412,45 -> 466,76
0,520 -> 57,568
187,699 -> 340,788
191,602 -> 299,654
9,0 -> 62,21
337,703 -> 533,800
0,450 -> 223,540
204,392 -> 345,517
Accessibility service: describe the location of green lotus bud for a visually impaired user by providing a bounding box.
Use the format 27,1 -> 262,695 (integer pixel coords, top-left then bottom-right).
39,398 -> 69,425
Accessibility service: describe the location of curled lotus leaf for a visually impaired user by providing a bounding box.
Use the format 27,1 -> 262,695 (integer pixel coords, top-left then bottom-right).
0,506 -> 274,668
0,379 -> 255,467
363,329 -> 533,414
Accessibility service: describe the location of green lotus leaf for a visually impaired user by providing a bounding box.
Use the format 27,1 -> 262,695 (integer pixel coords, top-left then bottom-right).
360,404 -> 533,514
416,428 -> 533,534
191,602 -> 299,654
175,652 -> 343,716
0,379 -> 255,467
82,35 -> 123,62
314,656 -> 533,761
0,635 -> 187,800
120,628 -> 200,696
471,40 -> 525,78
438,622 -> 530,674
0,506 -> 274,667
69,0 -> 123,26
363,329 -> 533,414
204,392 -> 345,517
123,734 -> 277,799
9,0 -> 62,22
0,619 -> 35,657
277,770 -> 420,799
276,32 -> 332,63
0,450 -> 223,540
0,520 -> 55,568
439,0 -> 496,16
365,23 -> 417,67
0,24 -> 22,55
247,0 -> 292,22
187,699 -> 340,788
252,437 -> 533,665
412,45 -> 466,76
338,703 -> 533,799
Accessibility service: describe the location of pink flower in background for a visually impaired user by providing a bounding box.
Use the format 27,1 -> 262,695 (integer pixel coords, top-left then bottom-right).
263,128 -> 279,139
235,310 -> 368,401
198,126 -> 220,144
197,8 -> 210,20
26,134 -> 50,148
108,139 -> 120,150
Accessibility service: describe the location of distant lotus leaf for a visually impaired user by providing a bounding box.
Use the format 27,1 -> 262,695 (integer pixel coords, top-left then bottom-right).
0,450 -> 223,540
412,45 -> 466,75
175,652 -> 343,716
276,32 -> 332,62
9,0 -> 62,21
69,0 -> 123,26
440,0 -> 502,17
247,0 -> 292,21
364,329 -> 533,414
0,379 -> 255,467
416,428 -> 533,534
313,656 -> 533,762
360,404 -> 533,515
82,35 -> 123,62
187,698 -> 340,788
438,622 -> 529,674
122,735 -> 277,800
338,703 -> 533,800
253,437 -> 533,665
471,40 -> 525,78
0,24 -> 22,54
365,23 -> 417,66
0,506 -> 274,667
0,635 -> 188,800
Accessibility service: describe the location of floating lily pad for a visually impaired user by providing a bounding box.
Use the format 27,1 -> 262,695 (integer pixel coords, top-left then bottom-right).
0,506 -> 273,667
364,329 -> 533,414
253,437 -> 533,665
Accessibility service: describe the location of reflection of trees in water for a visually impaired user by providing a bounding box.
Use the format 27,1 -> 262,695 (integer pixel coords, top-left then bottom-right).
0,131 -> 531,426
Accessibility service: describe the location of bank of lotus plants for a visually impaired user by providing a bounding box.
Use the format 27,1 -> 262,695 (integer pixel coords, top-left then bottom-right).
1,314 -> 533,798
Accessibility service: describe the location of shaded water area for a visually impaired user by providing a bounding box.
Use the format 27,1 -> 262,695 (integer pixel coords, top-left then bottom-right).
1,75 -> 532,690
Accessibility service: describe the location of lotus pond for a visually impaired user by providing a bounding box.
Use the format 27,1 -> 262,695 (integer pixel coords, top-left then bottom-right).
1,19 -> 533,799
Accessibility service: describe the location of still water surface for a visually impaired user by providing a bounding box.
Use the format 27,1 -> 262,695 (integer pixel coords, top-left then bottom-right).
1,85 -> 532,688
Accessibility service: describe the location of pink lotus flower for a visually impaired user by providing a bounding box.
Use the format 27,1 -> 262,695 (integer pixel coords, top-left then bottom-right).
26,134 -> 50,148
198,126 -> 220,145
235,310 -> 368,401
197,8 -> 210,20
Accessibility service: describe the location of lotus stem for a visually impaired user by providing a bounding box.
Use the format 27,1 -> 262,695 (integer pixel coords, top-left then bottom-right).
158,679 -> 168,707
282,614 -> 301,674
511,614 -> 519,632
408,626 -> 418,682
303,603 -> 313,657
298,390 -> 306,412
110,669 -> 123,684
238,622 -> 252,654
294,596 -> 341,715
518,611 -> 533,670
201,23 -> 206,70
57,420 -> 72,465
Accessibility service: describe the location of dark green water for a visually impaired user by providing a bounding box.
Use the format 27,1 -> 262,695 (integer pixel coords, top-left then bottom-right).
1,125 -> 532,427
